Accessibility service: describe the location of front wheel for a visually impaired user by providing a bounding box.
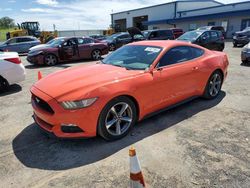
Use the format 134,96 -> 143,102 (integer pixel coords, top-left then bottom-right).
98,96 -> 137,141
203,71 -> 223,99
44,54 -> 58,66
0,76 -> 9,92
91,49 -> 101,60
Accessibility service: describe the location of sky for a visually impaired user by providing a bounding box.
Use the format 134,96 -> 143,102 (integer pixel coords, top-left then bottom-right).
0,0 -> 249,31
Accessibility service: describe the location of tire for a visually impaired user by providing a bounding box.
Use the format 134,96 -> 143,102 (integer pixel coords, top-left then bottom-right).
0,76 -> 9,92
109,44 -> 116,51
233,43 -> 237,47
91,49 -> 101,60
203,71 -> 223,99
219,44 -> 224,51
44,54 -> 58,66
98,96 -> 137,141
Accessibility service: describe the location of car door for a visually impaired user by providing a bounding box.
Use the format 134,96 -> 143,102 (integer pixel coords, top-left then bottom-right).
59,38 -> 79,61
210,31 -> 221,50
116,34 -> 132,48
78,38 -> 94,59
198,31 -> 211,50
152,46 -> 202,109
16,37 -> 33,53
4,38 -> 18,52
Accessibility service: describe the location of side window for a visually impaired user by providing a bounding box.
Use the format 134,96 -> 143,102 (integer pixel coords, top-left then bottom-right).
191,47 -> 204,59
150,31 -> 157,39
63,39 -> 77,46
82,38 -> 94,44
7,38 -> 17,44
200,32 -> 210,42
210,31 -> 219,40
78,38 -> 84,44
158,46 -> 193,67
119,34 -> 131,39
17,38 -> 33,43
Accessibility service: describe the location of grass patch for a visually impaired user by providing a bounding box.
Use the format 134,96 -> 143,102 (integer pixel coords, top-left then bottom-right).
0,28 -> 16,42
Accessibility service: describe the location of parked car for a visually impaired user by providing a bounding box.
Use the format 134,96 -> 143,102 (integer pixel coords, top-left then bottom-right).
232,27 -> 250,47
0,51 -> 25,92
170,28 -> 184,39
241,42 -> 250,64
31,40 -> 228,140
0,36 -> 40,53
177,30 -> 225,51
27,37 -> 109,66
100,32 -> 144,51
142,29 -> 175,40
197,26 -> 226,37
89,34 -> 106,41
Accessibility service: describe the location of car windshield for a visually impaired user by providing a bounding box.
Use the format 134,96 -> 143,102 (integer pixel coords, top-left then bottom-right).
178,31 -> 203,41
47,38 -> 65,47
102,45 -> 162,70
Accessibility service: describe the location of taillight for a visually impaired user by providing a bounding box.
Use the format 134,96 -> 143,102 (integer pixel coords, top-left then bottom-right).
4,57 -> 21,64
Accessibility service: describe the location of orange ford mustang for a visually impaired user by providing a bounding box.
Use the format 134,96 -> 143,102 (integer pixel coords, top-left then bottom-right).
31,40 -> 229,140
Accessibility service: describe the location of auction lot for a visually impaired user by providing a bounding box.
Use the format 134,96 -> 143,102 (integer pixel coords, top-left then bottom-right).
0,42 -> 249,187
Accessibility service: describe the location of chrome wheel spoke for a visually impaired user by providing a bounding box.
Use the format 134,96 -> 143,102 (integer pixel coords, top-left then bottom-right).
119,103 -> 128,116
110,107 -> 118,117
115,121 -> 121,135
120,116 -> 132,123
106,118 -> 117,129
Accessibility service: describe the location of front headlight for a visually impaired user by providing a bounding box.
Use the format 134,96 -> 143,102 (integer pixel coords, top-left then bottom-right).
29,50 -> 43,56
61,97 -> 98,110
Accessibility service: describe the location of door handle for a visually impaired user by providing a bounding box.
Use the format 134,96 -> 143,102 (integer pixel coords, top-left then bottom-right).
192,66 -> 199,70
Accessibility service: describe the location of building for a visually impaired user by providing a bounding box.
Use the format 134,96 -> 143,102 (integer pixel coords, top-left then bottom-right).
111,0 -> 250,38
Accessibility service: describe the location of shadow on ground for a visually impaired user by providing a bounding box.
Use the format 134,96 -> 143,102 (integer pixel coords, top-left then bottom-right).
0,84 -> 22,97
12,92 -> 225,171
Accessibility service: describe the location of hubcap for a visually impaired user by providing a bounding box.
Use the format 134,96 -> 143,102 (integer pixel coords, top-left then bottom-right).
105,102 -> 133,136
109,45 -> 115,51
209,73 -> 222,97
45,55 -> 57,65
93,50 -> 101,60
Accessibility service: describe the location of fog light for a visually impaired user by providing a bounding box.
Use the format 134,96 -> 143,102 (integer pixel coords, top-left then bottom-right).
61,124 -> 84,133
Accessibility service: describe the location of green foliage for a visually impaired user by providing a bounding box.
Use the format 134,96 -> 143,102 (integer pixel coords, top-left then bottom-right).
0,17 -> 15,29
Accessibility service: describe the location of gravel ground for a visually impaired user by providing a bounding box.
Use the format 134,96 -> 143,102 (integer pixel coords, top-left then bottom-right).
0,42 -> 249,188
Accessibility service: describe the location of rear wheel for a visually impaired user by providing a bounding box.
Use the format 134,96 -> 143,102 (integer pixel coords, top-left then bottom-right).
91,49 -> 101,60
0,76 -> 9,92
98,96 -> 137,141
44,54 -> 57,66
203,71 -> 223,99
233,42 -> 237,47
109,44 -> 116,51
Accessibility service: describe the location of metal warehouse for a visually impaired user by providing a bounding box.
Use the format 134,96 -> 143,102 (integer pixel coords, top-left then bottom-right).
111,0 -> 250,38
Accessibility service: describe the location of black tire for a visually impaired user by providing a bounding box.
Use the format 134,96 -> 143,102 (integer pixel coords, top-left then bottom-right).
91,49 -> 101,60
219,44 -> 224,51
44,54 -> 58,66
109,44 -> 116,51
0,76 -> 9,92
203,70 -> 223,99
233,43 -> 237,47
98,96 -> 137,141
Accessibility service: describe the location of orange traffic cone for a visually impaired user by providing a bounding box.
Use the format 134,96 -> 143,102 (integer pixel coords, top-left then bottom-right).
129,147 -> 146,188
38,71 -> 42,80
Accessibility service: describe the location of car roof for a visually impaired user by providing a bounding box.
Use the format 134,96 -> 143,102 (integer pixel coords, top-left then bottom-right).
128,40 -> 204,49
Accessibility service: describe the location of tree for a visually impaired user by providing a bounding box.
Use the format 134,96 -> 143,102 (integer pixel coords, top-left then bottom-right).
0,17 -> 15,28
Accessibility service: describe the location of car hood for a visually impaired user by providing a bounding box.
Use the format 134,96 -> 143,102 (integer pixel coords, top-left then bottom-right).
29,44 -> 53,52
234,31 -> 247,36
33,63 -> 140,102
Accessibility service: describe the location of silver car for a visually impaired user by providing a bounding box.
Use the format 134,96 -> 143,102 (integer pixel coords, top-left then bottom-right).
0,36 -> 40,53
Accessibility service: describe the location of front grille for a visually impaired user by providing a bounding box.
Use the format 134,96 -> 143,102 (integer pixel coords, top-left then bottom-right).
32,94 -> 54,114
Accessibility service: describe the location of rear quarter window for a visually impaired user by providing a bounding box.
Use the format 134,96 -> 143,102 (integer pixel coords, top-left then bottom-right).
158,30 -> 172,37
191,47 -> 204,58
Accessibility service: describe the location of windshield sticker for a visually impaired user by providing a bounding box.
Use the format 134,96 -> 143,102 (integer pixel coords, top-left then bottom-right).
144,47 -> 160,53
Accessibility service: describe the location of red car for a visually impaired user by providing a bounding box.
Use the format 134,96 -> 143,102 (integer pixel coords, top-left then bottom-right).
27,37 -> 109,66
31,40 -> 228,140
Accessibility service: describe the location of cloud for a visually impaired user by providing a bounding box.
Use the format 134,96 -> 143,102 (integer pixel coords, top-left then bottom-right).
11,0 -> 176,30
36,0 -> 58,6
0,8 -> 13,11
8,0 -> 16,3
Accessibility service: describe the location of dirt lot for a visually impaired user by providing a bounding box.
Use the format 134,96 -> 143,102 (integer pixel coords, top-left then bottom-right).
0,42 -> 249,188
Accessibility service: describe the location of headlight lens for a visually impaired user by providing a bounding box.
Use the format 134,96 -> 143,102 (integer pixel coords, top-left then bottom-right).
61,97 -> 98,110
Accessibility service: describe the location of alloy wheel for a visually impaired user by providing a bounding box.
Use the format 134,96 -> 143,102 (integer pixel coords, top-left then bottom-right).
105,102 -> 133,136
208,73 -> 222,97
45,54 -> 57,66
92,50 -> 101,60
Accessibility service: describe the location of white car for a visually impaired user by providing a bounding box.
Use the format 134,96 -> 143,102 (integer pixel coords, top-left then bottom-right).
0,51 -> 26,91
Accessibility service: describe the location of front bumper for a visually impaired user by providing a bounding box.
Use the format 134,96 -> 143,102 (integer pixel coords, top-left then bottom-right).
27,54 -> 44,65
30,86 -> 100,138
